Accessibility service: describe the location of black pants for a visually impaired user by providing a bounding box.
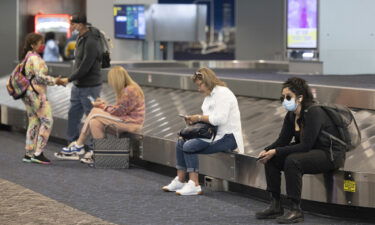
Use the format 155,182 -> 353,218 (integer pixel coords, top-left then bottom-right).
265,149 -> 335,201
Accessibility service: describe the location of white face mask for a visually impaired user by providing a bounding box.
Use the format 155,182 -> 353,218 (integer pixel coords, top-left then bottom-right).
282,97 -> 298,112
72,29 -> 79,36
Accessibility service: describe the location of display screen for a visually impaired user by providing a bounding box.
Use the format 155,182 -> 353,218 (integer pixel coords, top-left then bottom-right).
114,5 -> 145,39
35,14 -> 71,37
287,0 -> 317,48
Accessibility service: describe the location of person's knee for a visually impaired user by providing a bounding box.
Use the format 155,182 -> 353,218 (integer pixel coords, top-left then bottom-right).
175,139 -> 185,150
89,119 -> 104,138
284,157 -> 301,171
42,117 -> 53,128
89,118 -> 102,130
90,107 -> 102,114
182,140 -> 198,153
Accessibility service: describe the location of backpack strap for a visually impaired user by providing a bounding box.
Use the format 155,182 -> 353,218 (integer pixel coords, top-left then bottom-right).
21,53 -> 39,96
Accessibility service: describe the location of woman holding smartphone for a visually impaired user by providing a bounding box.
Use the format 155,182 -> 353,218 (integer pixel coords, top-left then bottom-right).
55,66 -> 145,163
162,67 -> 244,195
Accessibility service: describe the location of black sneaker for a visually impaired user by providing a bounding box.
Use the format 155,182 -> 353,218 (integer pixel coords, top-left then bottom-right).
22,155 -> 32,163
31,152 -> 51,165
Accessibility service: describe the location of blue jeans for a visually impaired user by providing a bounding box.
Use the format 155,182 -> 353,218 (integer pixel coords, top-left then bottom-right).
176,134 -> 237,173
67,85 -> 102,142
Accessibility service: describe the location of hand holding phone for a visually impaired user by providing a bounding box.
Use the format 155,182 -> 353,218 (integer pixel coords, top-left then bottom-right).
87,96 -> 95,102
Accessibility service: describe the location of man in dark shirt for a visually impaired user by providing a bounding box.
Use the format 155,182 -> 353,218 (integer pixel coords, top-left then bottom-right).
60,15 -> 103,149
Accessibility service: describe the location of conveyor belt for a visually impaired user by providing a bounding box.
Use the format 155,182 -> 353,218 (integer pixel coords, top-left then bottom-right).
127,67 -> 375,89
1,77 -> 374,173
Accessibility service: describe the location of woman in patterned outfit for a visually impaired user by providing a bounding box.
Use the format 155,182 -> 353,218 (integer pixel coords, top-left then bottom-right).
56,66 -> 145,163
21,33 -> 65,164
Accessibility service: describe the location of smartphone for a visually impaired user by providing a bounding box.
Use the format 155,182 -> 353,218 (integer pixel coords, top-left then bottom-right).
87,96 -> 95,102
256,155 -> 266,161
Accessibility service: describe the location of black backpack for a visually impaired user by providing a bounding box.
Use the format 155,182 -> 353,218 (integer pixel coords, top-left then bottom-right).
314,103 -> 361,151
89,26 -> 112,68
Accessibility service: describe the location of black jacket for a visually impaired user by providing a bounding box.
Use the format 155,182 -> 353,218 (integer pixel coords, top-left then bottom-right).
265,105 -> 346,168
68,27 -> 103,87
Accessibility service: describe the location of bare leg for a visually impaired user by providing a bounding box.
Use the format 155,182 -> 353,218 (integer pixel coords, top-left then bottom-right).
189,172 -> 199,186
74,116 -> 93,146
76,130 -> 88,146
177,170 -> 186,182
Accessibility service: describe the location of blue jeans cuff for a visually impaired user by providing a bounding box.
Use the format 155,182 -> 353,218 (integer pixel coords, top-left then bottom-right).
187,168 -> 199,173
176,165 -> 186,171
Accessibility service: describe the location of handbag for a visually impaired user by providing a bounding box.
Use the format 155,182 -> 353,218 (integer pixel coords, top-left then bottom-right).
179,122 -> 218,140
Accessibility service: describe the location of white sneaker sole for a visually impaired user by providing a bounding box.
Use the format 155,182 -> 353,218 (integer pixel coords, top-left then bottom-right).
162,187 -> 180,192
162,183 -> 186,192
176,191 -> 203,196
54,152 -> 80,160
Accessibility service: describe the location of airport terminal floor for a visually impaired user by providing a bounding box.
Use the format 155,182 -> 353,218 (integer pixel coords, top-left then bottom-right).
0,129 -> 372,225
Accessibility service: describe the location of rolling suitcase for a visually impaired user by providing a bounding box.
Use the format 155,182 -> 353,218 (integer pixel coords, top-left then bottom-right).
93,125 -> 130,169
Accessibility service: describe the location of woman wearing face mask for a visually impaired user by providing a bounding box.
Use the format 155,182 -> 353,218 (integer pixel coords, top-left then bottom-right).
255,77 -> 344,224
20,33 -> 65,164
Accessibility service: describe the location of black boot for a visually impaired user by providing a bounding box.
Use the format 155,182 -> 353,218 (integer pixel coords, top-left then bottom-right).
276,200 -> 304,224
255,197 -> 284,219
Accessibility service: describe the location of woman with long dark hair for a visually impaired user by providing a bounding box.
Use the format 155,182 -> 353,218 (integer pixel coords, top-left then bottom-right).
20,33 -> 65,164
255,77 -> 345,223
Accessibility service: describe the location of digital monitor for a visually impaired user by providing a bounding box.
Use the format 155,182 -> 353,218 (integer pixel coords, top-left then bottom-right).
35,14 -> 71,38
114,5 -> 146,39
287,0 -> 318,49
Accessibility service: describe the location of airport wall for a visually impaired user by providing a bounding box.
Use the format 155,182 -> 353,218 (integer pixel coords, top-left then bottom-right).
235,0 -> 285,61
87,0 -> 157,61
319,0 -> 375,74
0,0 -> 18,75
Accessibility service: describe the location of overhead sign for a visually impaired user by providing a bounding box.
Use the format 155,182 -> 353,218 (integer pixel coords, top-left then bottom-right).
287,0 -> 318,49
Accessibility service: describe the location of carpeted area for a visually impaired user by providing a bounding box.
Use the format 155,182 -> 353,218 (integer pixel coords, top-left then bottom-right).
0,129 -> 371,225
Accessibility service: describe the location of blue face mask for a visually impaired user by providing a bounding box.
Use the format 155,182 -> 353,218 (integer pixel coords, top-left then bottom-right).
282,97 -> 298,111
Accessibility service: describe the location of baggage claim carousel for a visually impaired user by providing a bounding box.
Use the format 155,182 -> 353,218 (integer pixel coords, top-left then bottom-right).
1,60 -> 374,218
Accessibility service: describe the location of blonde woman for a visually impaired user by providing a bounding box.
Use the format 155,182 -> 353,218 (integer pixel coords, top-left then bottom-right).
162,67 -> 244,195
55,66 -> 145,163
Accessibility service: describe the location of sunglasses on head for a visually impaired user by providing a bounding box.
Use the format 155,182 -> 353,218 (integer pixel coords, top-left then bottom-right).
280,95 -> 293,102
192,71 -> 203,80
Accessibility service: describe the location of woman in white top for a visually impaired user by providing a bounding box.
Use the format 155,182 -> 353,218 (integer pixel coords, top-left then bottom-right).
162,67 -> 244,196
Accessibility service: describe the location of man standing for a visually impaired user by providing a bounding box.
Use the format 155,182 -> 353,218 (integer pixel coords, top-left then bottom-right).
57,15 -> 103,156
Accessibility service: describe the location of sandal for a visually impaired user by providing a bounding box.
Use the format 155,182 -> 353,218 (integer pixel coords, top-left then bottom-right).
80,157 -> 94,164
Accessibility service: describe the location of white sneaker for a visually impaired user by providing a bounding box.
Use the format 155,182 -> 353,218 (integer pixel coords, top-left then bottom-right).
61,142 -> 85,155
176,180 -> 203,196
162,176 -> 185,192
